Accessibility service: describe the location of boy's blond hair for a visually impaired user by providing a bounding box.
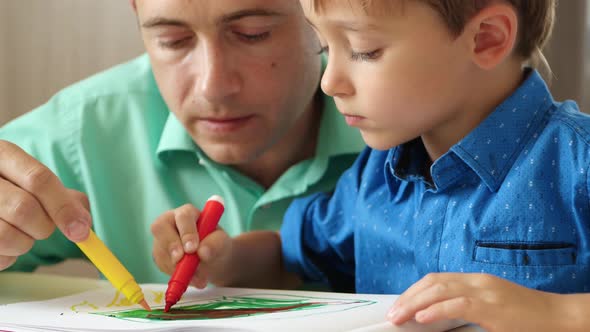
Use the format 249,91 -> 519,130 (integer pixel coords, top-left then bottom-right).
311,0 -> 556,62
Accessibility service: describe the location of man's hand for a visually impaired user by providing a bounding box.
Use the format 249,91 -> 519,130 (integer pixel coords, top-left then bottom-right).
0,140 -> 92,270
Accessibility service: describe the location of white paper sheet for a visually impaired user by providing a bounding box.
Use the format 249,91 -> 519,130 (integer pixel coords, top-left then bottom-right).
0,284 -> 467,332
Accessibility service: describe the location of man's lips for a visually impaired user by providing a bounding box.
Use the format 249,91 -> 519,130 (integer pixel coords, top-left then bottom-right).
196,115 -> 255,133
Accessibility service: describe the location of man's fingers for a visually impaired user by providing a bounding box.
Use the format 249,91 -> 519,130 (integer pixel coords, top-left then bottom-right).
0,255 -> 17,271
0,219 -> 35,256
0,141 -> 91,242
0,178 -> 54,240
173,204 -> 199,253
151,210 -> 184,263
67,189 -> 91,212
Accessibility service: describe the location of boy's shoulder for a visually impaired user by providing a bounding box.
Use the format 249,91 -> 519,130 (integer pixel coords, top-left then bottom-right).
546,100 -> 590,145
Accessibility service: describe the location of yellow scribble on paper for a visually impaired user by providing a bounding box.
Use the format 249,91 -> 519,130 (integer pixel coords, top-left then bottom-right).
106,291 -> 133,308
70,300 -> 99,312
150,290 -> 164,304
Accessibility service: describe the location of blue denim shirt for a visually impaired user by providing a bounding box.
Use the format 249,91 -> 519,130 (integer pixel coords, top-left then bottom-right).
281,70 -> 590,294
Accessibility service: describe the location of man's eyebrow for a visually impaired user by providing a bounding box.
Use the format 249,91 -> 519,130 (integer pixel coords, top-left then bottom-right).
141,9 -> 285,29
142,17 -> 189,29
219,8 -> 285,24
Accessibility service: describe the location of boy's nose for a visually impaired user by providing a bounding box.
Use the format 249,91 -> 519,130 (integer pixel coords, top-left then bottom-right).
320,59 -> 354,98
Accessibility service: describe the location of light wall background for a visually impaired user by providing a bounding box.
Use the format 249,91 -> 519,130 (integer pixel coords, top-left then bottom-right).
0,0 -> 144,126
0,1 -> 589,277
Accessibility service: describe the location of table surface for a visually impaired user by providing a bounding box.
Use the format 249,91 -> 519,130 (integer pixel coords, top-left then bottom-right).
0,272 -> 108,305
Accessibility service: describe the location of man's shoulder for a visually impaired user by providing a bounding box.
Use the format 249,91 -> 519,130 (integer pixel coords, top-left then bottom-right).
54,53 -> 158,105
0,53 -> 167,153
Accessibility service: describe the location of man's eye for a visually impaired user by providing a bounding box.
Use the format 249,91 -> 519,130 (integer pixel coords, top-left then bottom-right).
350,49 -> 382,62
158,37 -> 192,49
235,31 -> 271,43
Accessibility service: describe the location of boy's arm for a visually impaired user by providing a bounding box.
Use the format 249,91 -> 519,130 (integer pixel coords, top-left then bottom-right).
206,230 -> 302,289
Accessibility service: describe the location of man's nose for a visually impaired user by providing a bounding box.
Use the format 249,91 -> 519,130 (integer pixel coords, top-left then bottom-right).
197,44 -> 241,102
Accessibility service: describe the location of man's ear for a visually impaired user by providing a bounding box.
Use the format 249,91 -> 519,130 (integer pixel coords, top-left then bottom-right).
130,0 -> 137,12
464,3 -> 518,70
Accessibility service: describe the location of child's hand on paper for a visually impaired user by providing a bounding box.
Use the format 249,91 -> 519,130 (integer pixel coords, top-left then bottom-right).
388,273 -> 573,332
150,204 -> 234,288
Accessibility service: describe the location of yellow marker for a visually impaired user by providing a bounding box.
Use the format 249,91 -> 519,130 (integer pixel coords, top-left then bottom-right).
76,230 -> 151,311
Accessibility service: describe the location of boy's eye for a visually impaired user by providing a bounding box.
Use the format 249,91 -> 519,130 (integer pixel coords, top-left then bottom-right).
234,31 -> 271,43
158,37 -> 193,50
351,49 -> 382,62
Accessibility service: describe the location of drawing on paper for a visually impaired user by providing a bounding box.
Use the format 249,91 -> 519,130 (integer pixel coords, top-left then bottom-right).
91,293 -> 376,321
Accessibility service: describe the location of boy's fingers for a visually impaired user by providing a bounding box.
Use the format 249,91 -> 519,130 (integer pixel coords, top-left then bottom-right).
415,297 -> 478,325
152,244 -> 176,275
0,141 -> 91,242
394,273 -> 445,309
151,211 -> 184,263
198,229 -> 230,263
192,268 -> 209,289
173,204 -> 199,253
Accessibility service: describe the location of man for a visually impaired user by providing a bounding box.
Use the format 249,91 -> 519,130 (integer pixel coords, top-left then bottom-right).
0,0 -> 363,283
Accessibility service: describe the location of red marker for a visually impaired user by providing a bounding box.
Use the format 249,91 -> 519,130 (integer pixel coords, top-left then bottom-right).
164,195 -> 225,312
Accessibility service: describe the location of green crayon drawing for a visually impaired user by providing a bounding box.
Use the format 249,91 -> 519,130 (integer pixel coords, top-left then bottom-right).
93,294 -> 375,321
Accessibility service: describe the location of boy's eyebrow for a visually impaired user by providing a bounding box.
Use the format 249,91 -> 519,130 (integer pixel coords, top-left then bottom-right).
142,9 -> 285,29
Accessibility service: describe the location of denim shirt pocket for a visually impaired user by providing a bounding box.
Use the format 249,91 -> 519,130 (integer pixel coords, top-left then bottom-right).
474,241 -> 577,266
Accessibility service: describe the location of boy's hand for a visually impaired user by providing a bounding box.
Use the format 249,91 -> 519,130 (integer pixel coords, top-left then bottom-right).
388,273 -> 565,332
151,204 -> 233,288
0,140 -> 92,270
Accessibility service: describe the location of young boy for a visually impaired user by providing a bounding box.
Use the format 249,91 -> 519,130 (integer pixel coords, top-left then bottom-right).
152,0 -> 590,330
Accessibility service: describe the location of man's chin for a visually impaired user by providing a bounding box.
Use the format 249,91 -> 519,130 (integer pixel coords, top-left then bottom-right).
199,147 -> 260,166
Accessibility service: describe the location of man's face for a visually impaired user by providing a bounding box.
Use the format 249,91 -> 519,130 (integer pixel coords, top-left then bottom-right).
135,0 -> 322,165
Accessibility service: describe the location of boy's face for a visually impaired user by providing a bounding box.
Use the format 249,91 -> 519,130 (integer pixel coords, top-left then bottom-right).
301,1 -> 474,151
135,0 -> 321,165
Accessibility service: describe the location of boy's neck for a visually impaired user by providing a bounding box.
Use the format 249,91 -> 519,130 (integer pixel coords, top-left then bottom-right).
422,59 -> 526,162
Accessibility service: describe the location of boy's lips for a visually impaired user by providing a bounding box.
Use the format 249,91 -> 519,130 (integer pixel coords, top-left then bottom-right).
342,113 -> 366,126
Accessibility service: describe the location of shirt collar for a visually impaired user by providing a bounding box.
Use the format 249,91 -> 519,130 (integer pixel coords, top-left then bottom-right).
156,113 -> 198,159
385,69 -> 555,193
450,69 -> 554,191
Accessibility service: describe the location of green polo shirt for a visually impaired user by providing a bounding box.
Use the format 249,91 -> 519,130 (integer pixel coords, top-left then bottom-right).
0,54 -> 364,283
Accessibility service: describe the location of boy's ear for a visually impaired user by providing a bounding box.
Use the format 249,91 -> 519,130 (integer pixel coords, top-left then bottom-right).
465,3 -> 519,70
130,0 -> 137,12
